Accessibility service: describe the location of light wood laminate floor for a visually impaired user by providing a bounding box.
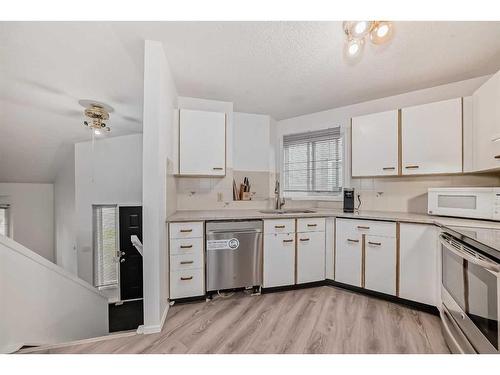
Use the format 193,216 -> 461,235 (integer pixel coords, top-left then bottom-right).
28,286 -> 450,354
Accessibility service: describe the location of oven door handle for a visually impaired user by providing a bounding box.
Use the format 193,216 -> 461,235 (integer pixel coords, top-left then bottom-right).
439,234 -> 500,273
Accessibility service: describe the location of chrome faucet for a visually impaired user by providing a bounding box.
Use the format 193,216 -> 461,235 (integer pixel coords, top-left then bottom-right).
274,180 -> 285,210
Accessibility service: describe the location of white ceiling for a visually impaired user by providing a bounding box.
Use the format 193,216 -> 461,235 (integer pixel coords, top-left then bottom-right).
2,21 -> 500,182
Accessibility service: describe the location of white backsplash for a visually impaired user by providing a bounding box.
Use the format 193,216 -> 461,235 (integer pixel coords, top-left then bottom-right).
175,169 -> 500,213
318,173 -> 500,213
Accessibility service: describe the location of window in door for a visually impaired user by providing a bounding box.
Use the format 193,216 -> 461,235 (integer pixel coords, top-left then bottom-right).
93,205 -> 119,288
283,127 -> 343,198
0,205 -> 10,237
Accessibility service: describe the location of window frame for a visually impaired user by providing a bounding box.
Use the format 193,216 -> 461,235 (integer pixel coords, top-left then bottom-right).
0,204 -> 11,237
280,126 -> 349,201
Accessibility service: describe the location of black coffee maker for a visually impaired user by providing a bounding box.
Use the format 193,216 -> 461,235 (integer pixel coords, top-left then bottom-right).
343,188 -> 355,213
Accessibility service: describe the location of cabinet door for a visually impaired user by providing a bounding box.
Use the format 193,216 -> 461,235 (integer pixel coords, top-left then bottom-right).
351,110 -> 399,177
399,223 -> 438,306
335,220 -> 362,287
401,98 -> 462,175
472,70 -> 500,172
179,109 -> 226,176
263,233 -> 295,288
297,231 -> 325,284
364,235 -> 396,295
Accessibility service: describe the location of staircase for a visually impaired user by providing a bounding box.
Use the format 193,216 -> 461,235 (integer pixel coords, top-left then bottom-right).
0,235 -> 109,353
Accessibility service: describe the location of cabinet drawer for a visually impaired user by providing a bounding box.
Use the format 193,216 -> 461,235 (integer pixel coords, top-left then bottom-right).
170,222 -> 204,239
336,218 -> 396,238
170,251 -> 204,271
297,217 -> 325,233
170,269 -> 204,299
170,237 -> 204,256
264,219 -> 295,234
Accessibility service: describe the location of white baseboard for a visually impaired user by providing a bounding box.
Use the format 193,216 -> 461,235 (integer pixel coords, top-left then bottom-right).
139,301 -> 170,335
16,330 -> 137,354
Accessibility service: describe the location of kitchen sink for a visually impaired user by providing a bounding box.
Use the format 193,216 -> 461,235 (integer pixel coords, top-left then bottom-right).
259,209 -> 317,214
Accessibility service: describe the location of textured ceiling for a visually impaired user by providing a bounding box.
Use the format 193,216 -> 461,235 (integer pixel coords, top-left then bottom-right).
1,21 -> 500,182
152,21 -> 500,119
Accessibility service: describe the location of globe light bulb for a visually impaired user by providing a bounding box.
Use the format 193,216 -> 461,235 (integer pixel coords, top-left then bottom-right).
370,21 -> 394,45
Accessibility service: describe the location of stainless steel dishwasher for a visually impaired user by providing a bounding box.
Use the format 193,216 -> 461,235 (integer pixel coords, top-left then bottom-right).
206,220 -> 263,293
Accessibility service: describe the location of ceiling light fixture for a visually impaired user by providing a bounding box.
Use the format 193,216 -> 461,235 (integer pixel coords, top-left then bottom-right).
79,99 -> 113,138
343,21 -> 394,60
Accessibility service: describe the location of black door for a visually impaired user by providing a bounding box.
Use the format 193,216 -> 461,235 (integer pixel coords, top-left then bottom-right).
119,206 -> 143,300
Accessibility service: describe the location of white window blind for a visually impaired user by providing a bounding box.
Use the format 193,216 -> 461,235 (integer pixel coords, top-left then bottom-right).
283,127 -> 343,194
0,205 -> 10,237
93,205 -> 118,288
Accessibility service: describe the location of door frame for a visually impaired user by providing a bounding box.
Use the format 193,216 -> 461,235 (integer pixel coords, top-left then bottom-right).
92,202 -> 142,304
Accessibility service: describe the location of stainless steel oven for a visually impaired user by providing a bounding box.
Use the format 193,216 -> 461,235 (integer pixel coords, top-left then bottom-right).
440,232 -> 500,353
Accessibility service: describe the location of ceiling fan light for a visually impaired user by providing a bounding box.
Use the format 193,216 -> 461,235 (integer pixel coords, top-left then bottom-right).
345,38 -> 364,59
349,21 -> 373,38
370,21 -> 393,45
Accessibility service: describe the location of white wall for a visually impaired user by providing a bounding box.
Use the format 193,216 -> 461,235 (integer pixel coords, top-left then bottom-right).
276,75 -> 500,212
142,40 -> 178,333
0,234 -> 108,353
0,183 -> 54,261
54,149 -> 77,275
75,134 -> 143,284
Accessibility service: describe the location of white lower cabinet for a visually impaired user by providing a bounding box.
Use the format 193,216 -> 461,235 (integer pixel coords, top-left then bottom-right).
297,231 -> 325,284
263,232 -> 296,288
335,218 -> 396,293
296,218 -> 325,284
399,223 -> 438,306
169,221 -> 205,299
364,235 -> 396,295
335,225 -> 362,287
263,218 -> 326,287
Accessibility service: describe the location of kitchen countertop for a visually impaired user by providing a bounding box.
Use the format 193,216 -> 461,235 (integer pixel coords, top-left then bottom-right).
167,208 -> 500,253
167,208 -> 500,228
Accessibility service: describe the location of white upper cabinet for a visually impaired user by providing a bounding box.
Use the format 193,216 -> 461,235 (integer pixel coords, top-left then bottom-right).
178,109 -> 226,176
351,110 -> 399,177
472,70 -> 500,172
401,98 -> 462,175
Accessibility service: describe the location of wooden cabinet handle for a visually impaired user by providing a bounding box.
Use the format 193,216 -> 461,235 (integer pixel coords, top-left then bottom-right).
180,229 -> 193,233
495,155 -> 500,159
300,238 -> 310,242
282,239 -> 294,243
368,241 -> 381,246
357,226 -> 370,230
405,165 -> 419,169
275,225 -> 285,228
212,167 -> 224,170
180,261 -> 194,265
347,238 -> 359,243
180,276 -> 193,281
180,244 -> 193,249
307,224 -> 317,227
382,167 -> 395,170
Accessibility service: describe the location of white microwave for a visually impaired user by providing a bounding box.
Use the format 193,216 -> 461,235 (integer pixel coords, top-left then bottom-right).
428,187 -> 500,221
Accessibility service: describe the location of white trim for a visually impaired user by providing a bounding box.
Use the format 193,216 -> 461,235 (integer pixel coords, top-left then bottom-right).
15,330 -> 137,354
0,235 -> 106,299
138,301 -> 169,334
